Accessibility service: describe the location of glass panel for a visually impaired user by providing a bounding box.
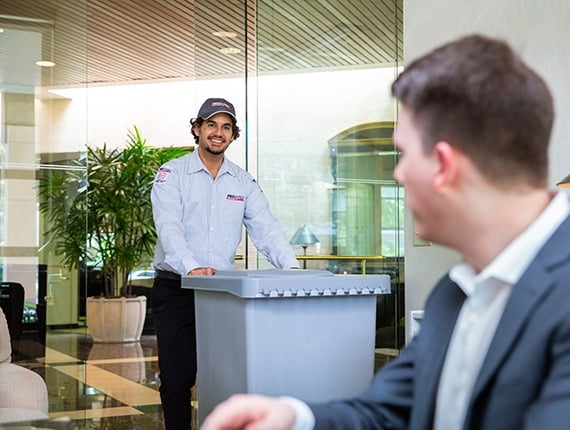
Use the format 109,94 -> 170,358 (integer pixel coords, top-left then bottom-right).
0,0 -> 404,424
0,0 -> 89,419
194,0 -> 250,269
256,0 -> 405,356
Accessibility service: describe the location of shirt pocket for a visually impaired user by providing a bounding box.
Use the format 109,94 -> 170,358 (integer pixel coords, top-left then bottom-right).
220,195 -> 246,242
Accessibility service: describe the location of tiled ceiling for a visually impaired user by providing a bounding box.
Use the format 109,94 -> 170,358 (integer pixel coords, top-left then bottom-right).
0,0 -> 402,88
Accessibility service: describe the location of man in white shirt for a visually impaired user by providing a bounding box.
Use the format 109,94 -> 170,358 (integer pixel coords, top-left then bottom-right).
151,98 -> 299,430
200,34 -> 570,430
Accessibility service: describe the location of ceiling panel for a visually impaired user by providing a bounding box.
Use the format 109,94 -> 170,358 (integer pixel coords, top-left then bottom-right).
0,0 -> 402,88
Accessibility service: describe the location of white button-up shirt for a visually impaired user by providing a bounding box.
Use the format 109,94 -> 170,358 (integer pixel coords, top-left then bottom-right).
151,149 -> 299,275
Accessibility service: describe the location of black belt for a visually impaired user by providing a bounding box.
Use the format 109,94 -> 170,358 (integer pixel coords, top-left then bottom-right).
155,269 -> 182,281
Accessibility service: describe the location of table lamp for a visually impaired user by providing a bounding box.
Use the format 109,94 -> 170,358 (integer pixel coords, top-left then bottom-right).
290,225 -> 320,269
556,174 -> 570,188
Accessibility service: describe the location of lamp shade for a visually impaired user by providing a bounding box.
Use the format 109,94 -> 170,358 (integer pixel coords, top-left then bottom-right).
557,174 -> 570,188
290,225 -> 319,246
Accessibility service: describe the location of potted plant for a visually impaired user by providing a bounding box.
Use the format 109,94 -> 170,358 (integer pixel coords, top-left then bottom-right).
38,126 -> 190,342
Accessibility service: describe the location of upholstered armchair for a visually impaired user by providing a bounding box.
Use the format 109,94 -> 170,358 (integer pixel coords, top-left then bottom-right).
0,307 -> 49,423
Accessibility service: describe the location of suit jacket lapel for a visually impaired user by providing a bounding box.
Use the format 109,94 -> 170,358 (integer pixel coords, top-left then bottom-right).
412,278 -> 466,429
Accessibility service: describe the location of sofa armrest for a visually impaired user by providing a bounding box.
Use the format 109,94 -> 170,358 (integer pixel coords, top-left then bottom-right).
0,363 -> 48,416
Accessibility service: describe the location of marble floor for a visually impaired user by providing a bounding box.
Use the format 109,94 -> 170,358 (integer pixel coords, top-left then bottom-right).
11,328 -> 191,430
10,328 -> 397,430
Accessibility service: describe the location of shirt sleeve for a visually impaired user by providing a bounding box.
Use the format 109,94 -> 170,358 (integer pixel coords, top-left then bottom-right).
242,177 -> 300,269
280,397 -> 315,430
151,161 -> 200,274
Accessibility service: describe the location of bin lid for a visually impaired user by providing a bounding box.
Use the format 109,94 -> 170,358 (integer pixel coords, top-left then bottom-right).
215,269 -> 333,278
181,269 -> 390,298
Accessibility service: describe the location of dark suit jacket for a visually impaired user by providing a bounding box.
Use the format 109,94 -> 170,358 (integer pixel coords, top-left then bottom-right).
310,213 -> 570,430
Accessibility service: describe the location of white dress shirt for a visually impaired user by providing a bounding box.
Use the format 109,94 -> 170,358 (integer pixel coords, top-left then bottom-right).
151,149 -> 299,274
289,191 -> 569,430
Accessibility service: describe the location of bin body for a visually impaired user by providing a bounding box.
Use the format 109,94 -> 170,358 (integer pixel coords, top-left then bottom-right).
182,269 -> 390,423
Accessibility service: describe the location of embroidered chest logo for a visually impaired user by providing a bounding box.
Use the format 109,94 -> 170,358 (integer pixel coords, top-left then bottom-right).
155,168 -> 172,183
226,194 -> 245,201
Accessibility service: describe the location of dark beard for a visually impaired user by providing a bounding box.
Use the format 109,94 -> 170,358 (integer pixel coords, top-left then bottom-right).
203,144 -> 224,155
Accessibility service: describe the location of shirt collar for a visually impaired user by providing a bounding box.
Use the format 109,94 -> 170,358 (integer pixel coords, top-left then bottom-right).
451,191 -> 570,296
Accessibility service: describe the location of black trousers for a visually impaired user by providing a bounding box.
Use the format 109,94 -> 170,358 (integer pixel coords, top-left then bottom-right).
152,275 -> 196,430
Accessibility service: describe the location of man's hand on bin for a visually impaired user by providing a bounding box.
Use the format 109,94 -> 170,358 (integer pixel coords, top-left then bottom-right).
189,267 -> 217,276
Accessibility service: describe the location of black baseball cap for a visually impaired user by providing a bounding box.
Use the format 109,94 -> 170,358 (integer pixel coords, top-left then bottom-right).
197,98 -> 237,121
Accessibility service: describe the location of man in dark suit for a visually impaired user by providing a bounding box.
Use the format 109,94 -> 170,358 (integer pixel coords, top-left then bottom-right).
200,34 -> 570,430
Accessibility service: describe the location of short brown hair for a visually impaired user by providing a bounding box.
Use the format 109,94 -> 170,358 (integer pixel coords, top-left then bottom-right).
392,34 -> 553,188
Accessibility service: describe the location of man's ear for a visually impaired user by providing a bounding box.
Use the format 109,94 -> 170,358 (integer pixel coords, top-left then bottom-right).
433,141 -> 460,191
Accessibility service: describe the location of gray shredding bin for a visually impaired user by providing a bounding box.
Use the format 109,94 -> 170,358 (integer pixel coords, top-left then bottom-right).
182,269 -> 391,423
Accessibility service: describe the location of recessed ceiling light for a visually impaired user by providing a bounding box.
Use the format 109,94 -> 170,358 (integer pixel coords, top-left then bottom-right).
220,47 -> 241,54
36,60 -> 56,67
213,31 -> 237,38
0,29 -> 4,33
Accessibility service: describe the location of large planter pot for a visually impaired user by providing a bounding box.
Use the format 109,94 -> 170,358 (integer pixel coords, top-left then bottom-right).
86,296 -> 147,343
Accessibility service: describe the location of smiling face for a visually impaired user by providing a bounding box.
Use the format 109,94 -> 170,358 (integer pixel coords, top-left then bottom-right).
193,113 -> 235,156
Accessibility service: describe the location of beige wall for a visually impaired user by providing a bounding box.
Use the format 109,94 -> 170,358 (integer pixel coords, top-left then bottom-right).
403,0 -> 570,335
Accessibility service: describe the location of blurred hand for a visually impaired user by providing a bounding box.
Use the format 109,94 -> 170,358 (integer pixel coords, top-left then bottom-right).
200,394 -> 296,430
189,267 -> 217,276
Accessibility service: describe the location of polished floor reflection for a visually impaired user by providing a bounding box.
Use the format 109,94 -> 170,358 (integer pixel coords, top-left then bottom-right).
12,329 -> 195,429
